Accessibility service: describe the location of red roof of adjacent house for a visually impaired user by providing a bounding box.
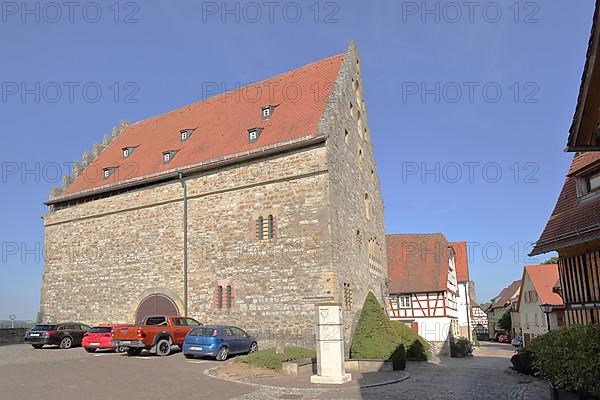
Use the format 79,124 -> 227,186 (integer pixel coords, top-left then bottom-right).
531,152 -> 600,255
58,53 -> 346,199
490,280 -> 521,310
517,265 -> 564,311
386,233 -> 453,294
450,241 -> 469,282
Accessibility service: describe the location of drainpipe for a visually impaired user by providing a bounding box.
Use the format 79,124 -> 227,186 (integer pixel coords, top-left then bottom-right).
465,283 -> 472,341
178,172 -> 188,316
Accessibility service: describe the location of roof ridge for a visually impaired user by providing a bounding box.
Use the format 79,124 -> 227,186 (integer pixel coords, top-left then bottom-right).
130,52 -> 347,127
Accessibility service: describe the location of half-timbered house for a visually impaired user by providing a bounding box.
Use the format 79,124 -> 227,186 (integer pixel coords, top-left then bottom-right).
386,233 -> 459,343
450,241 -> 473,339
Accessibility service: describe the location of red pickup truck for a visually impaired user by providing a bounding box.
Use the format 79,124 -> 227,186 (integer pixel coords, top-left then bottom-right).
112,315 -> 201,356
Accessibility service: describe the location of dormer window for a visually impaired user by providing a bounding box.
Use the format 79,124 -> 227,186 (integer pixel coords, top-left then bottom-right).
180,129 -> 194,142
261,105 -> 274,120
102,167 -> 116,180
576,169 -> 600,198
248,127 -> 263,144
122,147 -> 135,158
163,151 -> 177,164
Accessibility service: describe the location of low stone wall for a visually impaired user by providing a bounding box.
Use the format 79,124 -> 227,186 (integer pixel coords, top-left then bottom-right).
344,359 -> 393,372
282,358 -> 315,376
0,328 -> 27,346
282,358 -> 393,376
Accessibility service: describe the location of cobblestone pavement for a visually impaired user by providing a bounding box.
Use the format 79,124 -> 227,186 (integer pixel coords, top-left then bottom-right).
229,342 -> 551,400
0,342 -> 549,400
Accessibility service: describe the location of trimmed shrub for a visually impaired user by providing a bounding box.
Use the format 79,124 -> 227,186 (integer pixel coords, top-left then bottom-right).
527,325 -> 600,398
350,292 -> 399,360
510,348 -> 535,375
390,343 -> 407,370
390,321 -> 431,361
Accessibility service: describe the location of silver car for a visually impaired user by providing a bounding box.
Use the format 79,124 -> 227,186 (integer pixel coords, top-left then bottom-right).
511,336 -> 523,348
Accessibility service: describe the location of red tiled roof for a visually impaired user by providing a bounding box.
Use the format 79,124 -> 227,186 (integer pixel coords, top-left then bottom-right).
386,233 -> 452,294
450,241 -> 469,282
490,280 -> 521,310
59,53 -> 346,198
531,153 -> 600,255
523,264 -> 564,307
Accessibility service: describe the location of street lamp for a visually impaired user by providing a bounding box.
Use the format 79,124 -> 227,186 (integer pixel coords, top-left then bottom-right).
539,304 -> 553,333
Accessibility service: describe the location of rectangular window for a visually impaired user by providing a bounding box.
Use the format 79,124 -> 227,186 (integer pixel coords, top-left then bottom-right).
163,153 -> 171,163
399,295 -> 412,309
588,171 -> 600,192
145,316 -> 167,326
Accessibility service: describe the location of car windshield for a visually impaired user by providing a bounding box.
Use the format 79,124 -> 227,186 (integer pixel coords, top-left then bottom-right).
89,327 -> 112,333
189,327 -> 218,337
31,325 -> 55,331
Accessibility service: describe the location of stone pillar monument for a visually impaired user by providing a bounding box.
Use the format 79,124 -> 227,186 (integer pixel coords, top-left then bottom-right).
310,303 -> 352,384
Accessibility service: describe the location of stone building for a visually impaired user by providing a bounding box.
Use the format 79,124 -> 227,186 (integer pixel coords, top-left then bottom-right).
40,43 -> 387,348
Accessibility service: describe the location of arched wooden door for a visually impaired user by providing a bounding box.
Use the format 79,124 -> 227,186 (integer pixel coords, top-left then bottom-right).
135,294 -> 179,323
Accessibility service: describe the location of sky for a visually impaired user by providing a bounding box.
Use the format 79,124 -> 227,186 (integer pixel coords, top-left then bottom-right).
0,0 -> 595,320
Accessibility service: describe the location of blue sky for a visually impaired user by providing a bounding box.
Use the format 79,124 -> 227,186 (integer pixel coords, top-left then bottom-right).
0,1 -> 595,320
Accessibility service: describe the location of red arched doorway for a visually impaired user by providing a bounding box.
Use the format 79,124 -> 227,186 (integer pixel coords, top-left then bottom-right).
135,293 -> 179,323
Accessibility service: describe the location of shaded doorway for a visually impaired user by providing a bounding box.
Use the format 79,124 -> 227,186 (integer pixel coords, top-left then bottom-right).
135,293 -> 179,323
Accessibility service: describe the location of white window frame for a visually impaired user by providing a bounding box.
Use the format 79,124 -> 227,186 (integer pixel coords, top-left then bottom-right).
249,130 -> 258,141
398,295 -> 412,309
123,148 -> 129,158
262,108 -> 270,117
163,153 -> 171,163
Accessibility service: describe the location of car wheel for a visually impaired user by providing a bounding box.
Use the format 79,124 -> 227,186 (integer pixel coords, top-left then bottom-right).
249,342 -> 258,354
216,346 -> 229,361
32,344 -> 43,349
84,347 -> 96,353
155,339 -> 172,357
115,346 -> 126,353
126,348 -> 142,356
59,337 -> 73,349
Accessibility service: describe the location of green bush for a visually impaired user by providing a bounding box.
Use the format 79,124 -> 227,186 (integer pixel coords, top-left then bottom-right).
390,343 -> 407,370
390,321 -> 431,361
350,292 -> 400,360
235,346 -> 316,370
450,336 -> 470,357
510,348 -> 535,375
527,325 -> 600,398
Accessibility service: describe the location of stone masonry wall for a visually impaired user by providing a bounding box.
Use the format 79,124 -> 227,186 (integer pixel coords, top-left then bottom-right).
318,43 -> 388,351
42,145 -> 333,347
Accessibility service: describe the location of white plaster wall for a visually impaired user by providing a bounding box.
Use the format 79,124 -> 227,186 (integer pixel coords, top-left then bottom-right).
457,282 -> 470,326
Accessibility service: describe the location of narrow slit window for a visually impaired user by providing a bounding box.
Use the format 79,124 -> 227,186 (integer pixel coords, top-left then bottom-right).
257,216 -> 264,240
268,214 -> 274,239
217,285 -> 223,309
226,285 -> 232,309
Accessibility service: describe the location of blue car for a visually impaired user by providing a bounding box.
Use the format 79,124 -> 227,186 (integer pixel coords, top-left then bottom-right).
182,325 -> 258,361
